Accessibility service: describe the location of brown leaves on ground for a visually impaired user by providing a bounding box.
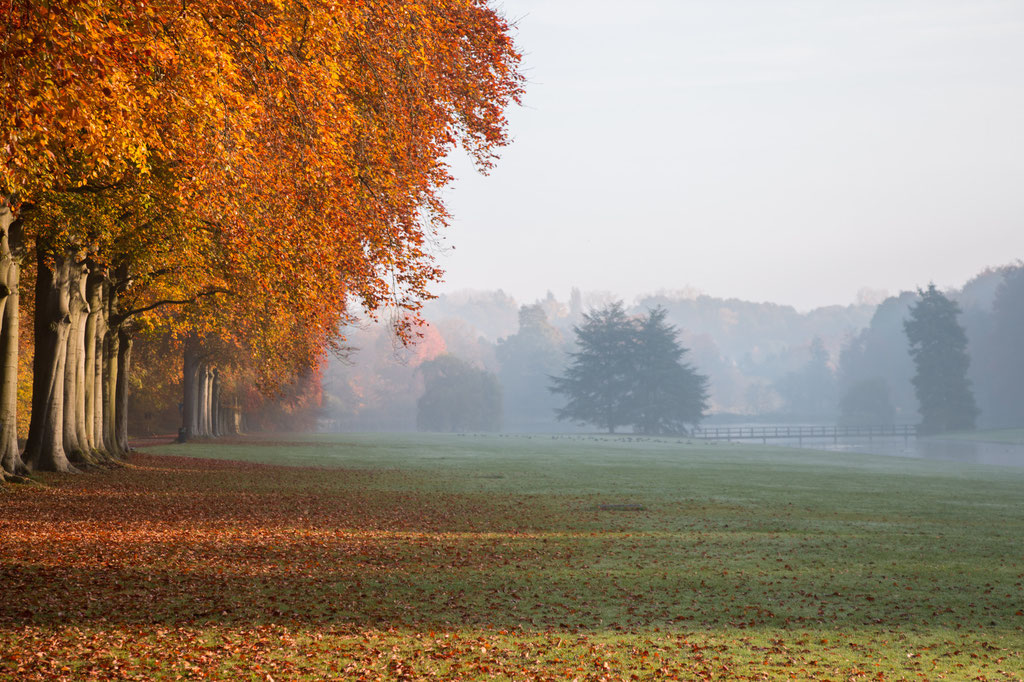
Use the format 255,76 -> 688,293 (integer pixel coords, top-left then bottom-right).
1,452 -> 1022,680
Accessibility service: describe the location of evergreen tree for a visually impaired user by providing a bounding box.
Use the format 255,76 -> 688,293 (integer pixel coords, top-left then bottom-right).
904,284 -> 978,434
550,302 -> 635,433
629,307 -> 709,434
550,303 -> 708,434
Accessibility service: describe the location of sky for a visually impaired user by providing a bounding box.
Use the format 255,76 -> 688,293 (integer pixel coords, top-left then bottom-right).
434,0 -> 1024,311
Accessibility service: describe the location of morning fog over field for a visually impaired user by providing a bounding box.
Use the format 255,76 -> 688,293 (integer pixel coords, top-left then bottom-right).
318,269 -> 1024,442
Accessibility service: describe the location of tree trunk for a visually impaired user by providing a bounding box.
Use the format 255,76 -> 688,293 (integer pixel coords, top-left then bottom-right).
182,344 -> 200,440
93,303 -> 108,456
23,246 -> 76,473
83,272 -> 103,452
197,363 -> 210,437
104,264 -> 131,459
115,325 -> 132,455
63,259 -> 95,466
102,321 -> 120,457
205,367 -> 215,436
0,202 -> 27,478
222,397 -> 241,436
211,369 -> 221,437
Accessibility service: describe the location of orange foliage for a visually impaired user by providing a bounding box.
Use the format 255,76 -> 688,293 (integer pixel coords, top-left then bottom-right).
1,0 -> 523,436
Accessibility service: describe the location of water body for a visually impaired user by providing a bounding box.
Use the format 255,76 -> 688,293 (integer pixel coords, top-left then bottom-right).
776,436 -> 1024,468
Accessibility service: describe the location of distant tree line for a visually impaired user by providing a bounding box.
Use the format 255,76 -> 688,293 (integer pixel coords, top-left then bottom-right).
322,262 -> 1024,435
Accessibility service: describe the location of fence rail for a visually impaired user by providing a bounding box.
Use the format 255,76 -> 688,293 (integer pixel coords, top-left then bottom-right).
691,424 -> 917,443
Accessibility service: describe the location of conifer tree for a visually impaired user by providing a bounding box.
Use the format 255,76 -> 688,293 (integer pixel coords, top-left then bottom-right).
630,307 -> 709,434
904,284 -> 978,434
551,303 -> 708,434
550,303 -> 635,433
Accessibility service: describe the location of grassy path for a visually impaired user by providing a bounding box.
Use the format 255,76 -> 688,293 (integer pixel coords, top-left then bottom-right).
2,433 -> 1022,680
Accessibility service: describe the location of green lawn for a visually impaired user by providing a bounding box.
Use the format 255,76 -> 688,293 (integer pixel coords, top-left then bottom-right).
3,432 -> 1022,680
934,428 -> 1024,445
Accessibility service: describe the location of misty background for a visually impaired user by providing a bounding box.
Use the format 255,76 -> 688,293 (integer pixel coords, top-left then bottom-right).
319,263 -> 1024,434
321,1 -> 1024,436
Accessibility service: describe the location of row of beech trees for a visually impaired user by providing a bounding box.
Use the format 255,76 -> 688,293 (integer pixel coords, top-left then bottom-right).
0,207 -> 156,475
182,348 -> 243,440
1,0 -> 523,481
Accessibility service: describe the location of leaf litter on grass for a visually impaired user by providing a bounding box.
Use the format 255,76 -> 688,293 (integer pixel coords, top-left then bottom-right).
1,438 -> 1023,680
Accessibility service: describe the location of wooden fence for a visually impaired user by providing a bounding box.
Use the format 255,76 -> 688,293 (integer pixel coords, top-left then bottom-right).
691,424 -> 917,444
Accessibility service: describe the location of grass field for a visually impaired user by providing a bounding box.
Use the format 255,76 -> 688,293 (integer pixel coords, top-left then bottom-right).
935,429 -> 1024,445
2,433 -> 1023,680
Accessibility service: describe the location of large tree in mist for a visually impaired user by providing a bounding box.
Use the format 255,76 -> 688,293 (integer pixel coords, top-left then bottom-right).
551,303 -> 707,434
774,337 -> 837,420
550,303 -> 636,433
904,284 -> 978,434
628,307 -> 709,434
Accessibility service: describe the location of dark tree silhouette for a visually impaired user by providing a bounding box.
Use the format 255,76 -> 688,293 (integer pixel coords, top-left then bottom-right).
550,303 -> 708,434
904,284 -> 978,434
629,307 -> 709,435
550,302 -> 635,433
837,292 -> 918,423
775,336 -> 837,420
982,266 -> 1024,427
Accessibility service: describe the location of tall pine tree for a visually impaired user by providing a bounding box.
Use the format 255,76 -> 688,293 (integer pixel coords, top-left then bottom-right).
904,284 -> 978,434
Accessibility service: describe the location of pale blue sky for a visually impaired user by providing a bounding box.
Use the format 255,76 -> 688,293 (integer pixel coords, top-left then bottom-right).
438,0 -> 1024,310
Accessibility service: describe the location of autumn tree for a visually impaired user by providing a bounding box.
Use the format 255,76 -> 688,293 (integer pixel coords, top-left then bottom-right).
164,0 -> 523,440
2,1 -> 254,472
1,0 -> 523,473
